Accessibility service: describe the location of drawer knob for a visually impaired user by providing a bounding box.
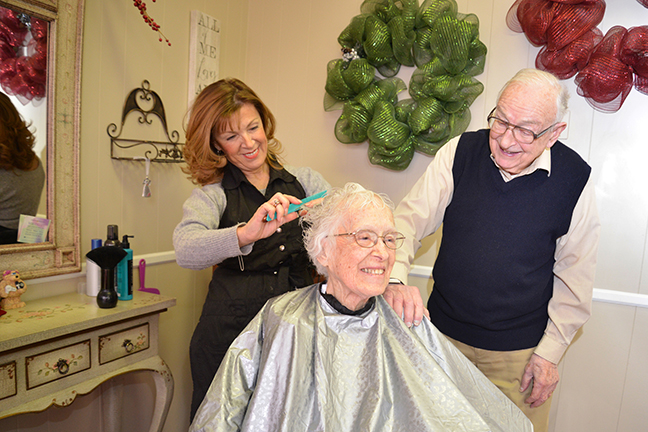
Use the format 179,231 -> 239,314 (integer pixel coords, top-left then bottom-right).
123,339 -> 135,352
56,359 -> 70,375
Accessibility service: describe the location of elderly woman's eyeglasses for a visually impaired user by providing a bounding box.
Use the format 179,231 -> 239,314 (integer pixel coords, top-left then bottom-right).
333,230 -> 405,250
487,108 -> 555,145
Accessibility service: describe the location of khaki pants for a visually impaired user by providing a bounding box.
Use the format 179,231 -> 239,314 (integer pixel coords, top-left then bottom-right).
447,336 -> 551,432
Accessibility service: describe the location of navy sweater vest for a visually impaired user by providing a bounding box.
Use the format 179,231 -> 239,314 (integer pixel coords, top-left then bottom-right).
429,129 -> 591,351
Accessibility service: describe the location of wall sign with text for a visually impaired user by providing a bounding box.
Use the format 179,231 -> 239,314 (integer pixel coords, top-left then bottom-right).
188,11 -> 220,106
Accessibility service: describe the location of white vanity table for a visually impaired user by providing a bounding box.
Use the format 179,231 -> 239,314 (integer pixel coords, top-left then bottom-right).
0,291 -> 176,431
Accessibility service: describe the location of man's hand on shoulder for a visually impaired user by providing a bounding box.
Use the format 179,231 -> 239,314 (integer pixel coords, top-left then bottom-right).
383,283 -> 430,328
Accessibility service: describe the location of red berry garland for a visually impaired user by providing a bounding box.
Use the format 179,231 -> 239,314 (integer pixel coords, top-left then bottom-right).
133,0 -> 170,46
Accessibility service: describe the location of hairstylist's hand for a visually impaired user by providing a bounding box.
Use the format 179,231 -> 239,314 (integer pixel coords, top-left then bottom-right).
237,193 -> 302,248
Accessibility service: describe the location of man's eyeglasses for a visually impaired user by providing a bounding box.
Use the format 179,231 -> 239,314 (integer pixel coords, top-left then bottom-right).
487,107 -> 556,145
332,230 -> 405,250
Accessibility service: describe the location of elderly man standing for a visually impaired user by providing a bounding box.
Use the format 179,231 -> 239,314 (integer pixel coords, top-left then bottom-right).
391,68 -> 600,432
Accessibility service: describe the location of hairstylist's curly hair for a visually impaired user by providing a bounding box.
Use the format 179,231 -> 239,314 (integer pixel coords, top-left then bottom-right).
182,78 -> 284,186
0,92 -> 38,171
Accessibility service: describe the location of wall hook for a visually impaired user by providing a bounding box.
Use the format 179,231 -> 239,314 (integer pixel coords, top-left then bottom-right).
108,80 -> 185,163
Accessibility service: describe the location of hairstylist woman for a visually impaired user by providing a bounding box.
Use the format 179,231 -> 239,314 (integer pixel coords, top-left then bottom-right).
173,78 -> 330,420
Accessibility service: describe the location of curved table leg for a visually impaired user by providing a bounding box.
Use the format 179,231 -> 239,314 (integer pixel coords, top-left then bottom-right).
146,357 -> 174,432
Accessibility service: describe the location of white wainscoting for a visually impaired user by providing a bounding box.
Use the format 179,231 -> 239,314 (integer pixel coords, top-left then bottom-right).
29,255 -> 648,308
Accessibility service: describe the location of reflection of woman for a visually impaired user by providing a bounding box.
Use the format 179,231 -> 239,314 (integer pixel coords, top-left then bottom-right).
0,92 -> 45,245
189,183 -> 533,432
173,78 -> 330,420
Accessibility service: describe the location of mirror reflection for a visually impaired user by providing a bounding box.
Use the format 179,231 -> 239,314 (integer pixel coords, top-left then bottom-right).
0,6 -> 48,245
0,0 -> 82,278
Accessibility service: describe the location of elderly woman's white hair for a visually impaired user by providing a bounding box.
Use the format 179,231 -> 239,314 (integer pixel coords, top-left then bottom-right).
301,182 -> 394,277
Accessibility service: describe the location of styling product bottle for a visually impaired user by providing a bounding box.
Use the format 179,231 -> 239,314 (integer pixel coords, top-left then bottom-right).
105,224 -> 121,247
104,224 -> 121,294
117,235 -> 134,300
86,238 -> 102,296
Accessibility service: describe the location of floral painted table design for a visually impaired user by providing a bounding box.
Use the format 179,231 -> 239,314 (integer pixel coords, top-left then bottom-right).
0,291 -> 176,432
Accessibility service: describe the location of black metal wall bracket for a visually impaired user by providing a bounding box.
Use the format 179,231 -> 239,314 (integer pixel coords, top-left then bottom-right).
108,80 -> 184,163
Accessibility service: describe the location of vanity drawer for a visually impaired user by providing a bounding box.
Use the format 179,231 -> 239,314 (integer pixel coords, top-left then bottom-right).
26,340 -> 91,389
99,323 -> 150,364
0,361 -> 17,400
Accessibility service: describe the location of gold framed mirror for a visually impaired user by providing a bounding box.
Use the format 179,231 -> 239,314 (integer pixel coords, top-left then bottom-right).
0,0 -> 83,279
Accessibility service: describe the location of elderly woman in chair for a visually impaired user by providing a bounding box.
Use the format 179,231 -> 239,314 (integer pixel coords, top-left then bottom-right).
190,183 -> 532,432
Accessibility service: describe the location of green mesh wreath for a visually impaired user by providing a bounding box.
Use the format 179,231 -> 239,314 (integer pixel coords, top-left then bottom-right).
324,0 -> 487,171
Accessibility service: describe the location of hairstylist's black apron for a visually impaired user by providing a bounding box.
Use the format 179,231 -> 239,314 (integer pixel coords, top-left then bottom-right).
189,163 -> 314,419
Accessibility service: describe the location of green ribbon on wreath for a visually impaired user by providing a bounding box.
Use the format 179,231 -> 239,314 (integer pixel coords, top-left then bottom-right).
324,0 -> 487,171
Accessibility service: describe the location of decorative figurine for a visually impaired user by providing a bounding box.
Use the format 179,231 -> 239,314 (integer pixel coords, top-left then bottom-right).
1,269 -> 27,310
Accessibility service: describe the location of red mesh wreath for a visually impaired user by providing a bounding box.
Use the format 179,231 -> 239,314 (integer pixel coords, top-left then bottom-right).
536,28 -> 603,79
507,0 -> 648,112
0,8 -> 48,103
620,26 -> 648,95
575,26 -> 633,112
507,0 -> 605,49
